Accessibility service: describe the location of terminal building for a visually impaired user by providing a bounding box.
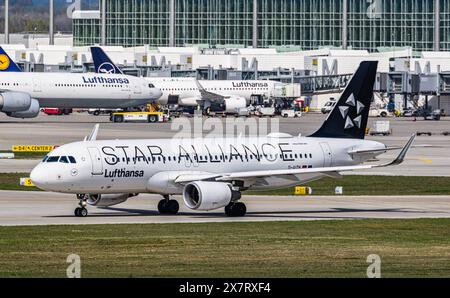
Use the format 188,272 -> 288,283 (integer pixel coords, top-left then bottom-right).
74,0 -> 449,52
4,1 -> 450,111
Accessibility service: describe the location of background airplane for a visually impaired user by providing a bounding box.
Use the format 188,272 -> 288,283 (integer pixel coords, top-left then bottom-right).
90,46 -> 287,112
30,61 -> 416,218
0,46 -> 162,118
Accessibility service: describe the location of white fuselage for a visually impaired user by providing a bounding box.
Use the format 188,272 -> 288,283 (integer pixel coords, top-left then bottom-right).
0,72 -> 162,108
30,136 -> 385,194
148,78 -> 281,106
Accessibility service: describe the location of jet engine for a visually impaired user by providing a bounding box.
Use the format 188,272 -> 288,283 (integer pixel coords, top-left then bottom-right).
224,96 -> 247,113
183,181 -> 240,211
0,92 -> 32,112
6,98 -> 40,118
87,193 -> 138,207
178,96 -> 201,106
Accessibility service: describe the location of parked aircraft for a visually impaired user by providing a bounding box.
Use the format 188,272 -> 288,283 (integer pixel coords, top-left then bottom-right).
90,46 -> 291,112
0,47 -> 162,118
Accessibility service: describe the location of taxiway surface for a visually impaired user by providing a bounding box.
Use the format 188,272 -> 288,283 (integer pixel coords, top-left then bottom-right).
1,191 -> 449,226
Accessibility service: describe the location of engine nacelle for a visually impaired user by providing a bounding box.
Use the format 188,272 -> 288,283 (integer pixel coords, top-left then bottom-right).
178,96 -> 201,106
6,98 -> 40,118
183,181 -> 240,211
224,96 -> 247,113
0,92 -> 32,112
87,193 -> 137,207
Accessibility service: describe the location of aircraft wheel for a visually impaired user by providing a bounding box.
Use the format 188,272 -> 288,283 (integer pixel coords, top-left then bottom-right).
225,202 -> 247,217
167,200 -> 179,214
74,207 -> 88,217
148,115 -> 158,123
80,208 -> 88,217
158,199 -> 179,215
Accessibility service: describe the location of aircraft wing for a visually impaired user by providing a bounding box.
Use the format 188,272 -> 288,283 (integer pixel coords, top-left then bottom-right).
84,124 -> 99,141
174,134 -> 415,184
195,80 -> 225,104
348,143 -> 431,156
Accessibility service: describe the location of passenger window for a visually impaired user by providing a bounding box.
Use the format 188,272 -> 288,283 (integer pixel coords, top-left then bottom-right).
47,156 -> 59,163
68,156 -> 76,164
59,156 -> 69,163
42,156 -> 48,162
149,84 -> 155,88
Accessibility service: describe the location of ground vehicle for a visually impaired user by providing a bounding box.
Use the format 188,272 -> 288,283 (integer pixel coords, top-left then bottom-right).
402,107 -> 418,117
413,107 -> 442,120
424,109 -> 441,120
369,121 -> 391,136
88,108 -> 122,116
321,100 -> 337,114
255,106 -> 275,117
110,111 -> 169,123
281,109 -> 302,118
42,108 -> 72,115
369,107 -> 389,117
235,107 -> 252,117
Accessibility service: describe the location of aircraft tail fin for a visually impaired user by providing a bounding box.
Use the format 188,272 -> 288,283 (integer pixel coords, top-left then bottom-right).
90,46 -> 123,74
309,61 -> 378,139
0,46 -> 22,72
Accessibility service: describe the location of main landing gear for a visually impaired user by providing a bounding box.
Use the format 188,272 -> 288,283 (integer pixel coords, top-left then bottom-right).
158,195 -> 179,215
225,202 -> 247,217
74,194 -> 88,217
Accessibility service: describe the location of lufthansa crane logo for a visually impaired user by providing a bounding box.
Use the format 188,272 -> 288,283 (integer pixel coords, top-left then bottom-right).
0,54 -> 11,71
97,62 -> 116,74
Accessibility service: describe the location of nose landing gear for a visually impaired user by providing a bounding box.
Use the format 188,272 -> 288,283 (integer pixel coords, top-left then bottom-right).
74,194 -> 88,217
158,195 -> 179,215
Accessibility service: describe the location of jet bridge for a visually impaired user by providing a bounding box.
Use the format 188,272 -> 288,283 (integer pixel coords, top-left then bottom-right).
260,73 -> 353,96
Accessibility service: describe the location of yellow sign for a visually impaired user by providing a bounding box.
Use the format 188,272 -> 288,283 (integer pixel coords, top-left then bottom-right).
294,186 -> 311,195
12,145 -> 55,152
0,54 -> 10,70
19,178 -> 35,187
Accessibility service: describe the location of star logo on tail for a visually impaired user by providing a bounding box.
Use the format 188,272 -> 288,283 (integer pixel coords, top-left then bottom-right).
339,93 -> 365,129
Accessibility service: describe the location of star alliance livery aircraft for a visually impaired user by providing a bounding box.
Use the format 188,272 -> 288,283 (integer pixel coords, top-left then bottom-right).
30,61 -> 416,217
0,46 -> 162,118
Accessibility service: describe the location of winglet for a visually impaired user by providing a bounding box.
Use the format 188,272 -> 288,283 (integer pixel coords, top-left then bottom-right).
84,124 -> 100,141
378,134 -> 416,167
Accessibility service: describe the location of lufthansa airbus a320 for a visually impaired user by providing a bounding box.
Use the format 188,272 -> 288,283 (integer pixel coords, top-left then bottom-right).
30,62 -> 416,217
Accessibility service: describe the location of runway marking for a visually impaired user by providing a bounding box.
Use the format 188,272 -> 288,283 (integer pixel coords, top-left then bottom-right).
411,157 -> 433,164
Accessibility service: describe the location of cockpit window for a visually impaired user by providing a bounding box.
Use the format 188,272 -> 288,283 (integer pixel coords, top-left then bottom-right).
46,156 -> 59,163
59,156 -> 69,163
44,155 -> 77,163
149,84 -> 155,88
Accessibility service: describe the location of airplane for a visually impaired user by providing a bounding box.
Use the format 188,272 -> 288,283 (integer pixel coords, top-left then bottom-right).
0,46 -> 162,119
90,46 -> 287,112
30,61 -> 416,218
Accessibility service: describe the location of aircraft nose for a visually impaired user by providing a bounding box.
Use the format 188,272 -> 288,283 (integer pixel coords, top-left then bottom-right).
30,166 -> 48,189
152,88 -> 163,100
